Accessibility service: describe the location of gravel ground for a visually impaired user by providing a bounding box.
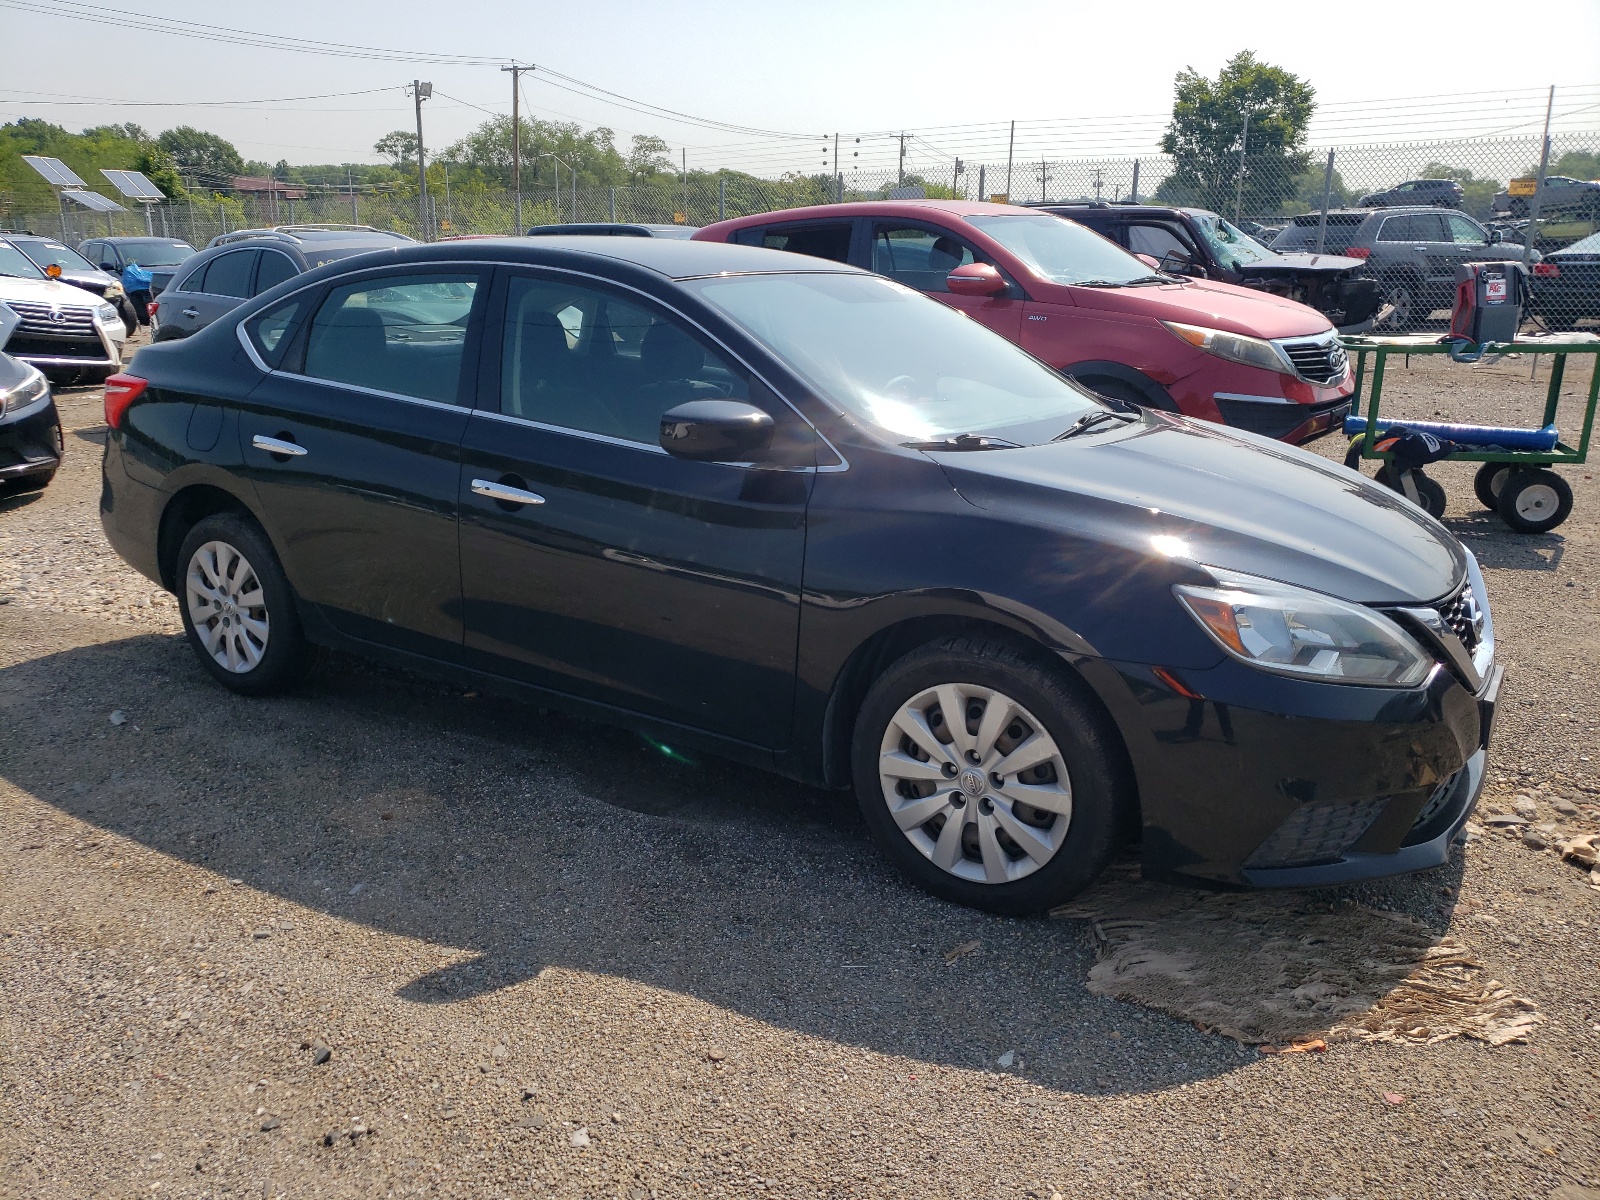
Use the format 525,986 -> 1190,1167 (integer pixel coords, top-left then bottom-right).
3,333 -> 1600,1200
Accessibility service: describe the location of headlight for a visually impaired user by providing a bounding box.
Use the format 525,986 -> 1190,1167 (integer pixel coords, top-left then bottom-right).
1175,569 -> 1432,687
95,302 -> 120,323
0,367 -> 50,418
104,282 -> 124,298
1162,320 -> 1289,375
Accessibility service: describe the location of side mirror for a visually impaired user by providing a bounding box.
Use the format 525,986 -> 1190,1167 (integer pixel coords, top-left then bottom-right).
1489,229 -> 1503,243
1135,253 -> 1161,270
660,399 -> 775,462
101,262 -> 117,272
946,262 -> 1007,296
1158,249 -> 1197,275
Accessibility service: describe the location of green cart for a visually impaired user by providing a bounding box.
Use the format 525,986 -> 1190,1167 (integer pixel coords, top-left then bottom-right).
1339,333 -> 1600,534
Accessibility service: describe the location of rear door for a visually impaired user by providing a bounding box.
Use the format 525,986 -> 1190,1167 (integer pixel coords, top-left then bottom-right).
456,269 -> 814,747
730,220 -> 859,264
167,248 -> 258,338
1375,214 -> 1435,283
237,267 -> 486,659
865,219 -> 1024,342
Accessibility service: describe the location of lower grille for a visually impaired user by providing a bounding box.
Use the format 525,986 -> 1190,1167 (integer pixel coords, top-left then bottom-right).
1436,586 -> 1482,654
1214,396 -> 1350,441
1244,797 -> 1387,869
1280,337 -> 1349,384
4,335 -> 108,361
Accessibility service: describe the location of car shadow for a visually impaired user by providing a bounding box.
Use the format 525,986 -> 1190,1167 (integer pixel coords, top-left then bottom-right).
1442,514 -> 1565,571
0,629 -> 1466,1095
0,489 -> 47,513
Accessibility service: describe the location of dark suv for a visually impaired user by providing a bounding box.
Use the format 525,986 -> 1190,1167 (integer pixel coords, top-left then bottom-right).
1356,180 -> 1464,209
153,225 -> 414,341
1038,204 -> 1384,333
1271,208 -> 1531,330
78,236 -> 197,297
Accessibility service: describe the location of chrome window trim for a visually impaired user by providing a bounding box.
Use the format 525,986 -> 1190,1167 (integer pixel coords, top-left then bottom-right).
472,408 -> 670,456
226,256 -> 849,472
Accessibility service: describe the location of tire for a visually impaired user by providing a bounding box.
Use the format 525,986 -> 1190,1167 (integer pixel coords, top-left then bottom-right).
1497,468 -> 1573,534
1473,462 -> 1511,510
1378,276 -> 1423,331
1509,198 -> 1529,218
850,635 -> 1130,915
176,512 -> 316,694
1375,465 -> 1446,519
1075,374 -> 1169,413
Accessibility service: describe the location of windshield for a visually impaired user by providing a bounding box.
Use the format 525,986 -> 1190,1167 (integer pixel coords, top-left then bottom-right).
18,240 -> 96,272
122,241 -> 195,267
0,243 -> 47,279
965,212 -> 1154,286
688,272 -> 1101,443
1558,231 -> 1600,254
1189,212 -> 1276,269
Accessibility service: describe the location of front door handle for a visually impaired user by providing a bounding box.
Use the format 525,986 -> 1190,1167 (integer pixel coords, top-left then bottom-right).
471,477 -> 545,506
252,434 -> 307,457
180,308 -> 200,318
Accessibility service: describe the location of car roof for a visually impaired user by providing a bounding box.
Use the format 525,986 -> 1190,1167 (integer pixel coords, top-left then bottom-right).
527,223 -> 700,235
697,199 -> 1026,235
98,236 -> 195,246
304,236 -> 868,281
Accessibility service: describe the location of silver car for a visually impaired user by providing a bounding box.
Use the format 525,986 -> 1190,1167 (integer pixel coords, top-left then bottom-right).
1493,175 -> 1600,218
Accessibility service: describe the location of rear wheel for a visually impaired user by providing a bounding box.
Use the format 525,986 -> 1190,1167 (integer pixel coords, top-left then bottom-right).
1497,469 -> 1573,534
1379,276 -> 1423,331
851,635 -> 1128,914
177,513 -> 316,694
1473,462 -> 1511,510
1376,465 -> 1446,519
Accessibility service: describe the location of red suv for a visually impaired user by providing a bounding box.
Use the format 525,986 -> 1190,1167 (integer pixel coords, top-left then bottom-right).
693,201 -> 1354,443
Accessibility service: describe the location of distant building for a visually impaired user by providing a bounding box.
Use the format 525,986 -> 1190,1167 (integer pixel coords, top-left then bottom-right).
229,176 -> 308,200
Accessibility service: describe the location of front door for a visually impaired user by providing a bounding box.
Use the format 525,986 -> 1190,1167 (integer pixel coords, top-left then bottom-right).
457,271 -> 813,747
865,220 -> 1024,342
236,267 -> 486,658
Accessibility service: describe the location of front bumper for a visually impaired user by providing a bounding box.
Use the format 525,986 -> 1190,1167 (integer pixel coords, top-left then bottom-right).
1080,644 -> 1501,891
0,394 -> 64,483
1212,393 -> 1351,443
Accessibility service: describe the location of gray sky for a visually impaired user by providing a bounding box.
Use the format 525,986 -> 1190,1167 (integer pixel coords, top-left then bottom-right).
3,0 -> 1597,175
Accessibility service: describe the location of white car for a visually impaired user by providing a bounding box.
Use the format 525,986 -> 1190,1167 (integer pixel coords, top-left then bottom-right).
0,269 -> 127,383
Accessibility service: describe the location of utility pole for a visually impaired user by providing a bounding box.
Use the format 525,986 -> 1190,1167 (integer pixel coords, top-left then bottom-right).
898,132 -> 906,186
1005,120 -> 1015,202
502,64 -> 531,234
680,147 -> 688,224
834,132 -> 840,200
348,168 -> 357,223
412,80 -> 432,240
1039,158 -> 1046,202
1523,85 -> 1556,273
1234,109 -> 1250,224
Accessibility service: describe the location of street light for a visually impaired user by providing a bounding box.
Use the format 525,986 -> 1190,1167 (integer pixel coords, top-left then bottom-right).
531,153 -> 577,223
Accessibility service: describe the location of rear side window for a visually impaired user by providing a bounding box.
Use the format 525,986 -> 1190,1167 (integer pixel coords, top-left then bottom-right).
301,272 -> 479,404
749,223 -> 853,263
254,251 -> 297,295
1378,214 -> 1447,242
202,250 -> 257,298
178,261 -> 209,293
243,297 -> 309,370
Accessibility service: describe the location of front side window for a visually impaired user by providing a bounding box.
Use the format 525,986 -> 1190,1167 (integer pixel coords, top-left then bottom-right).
965,213 -> 1156,286
1378,214 -> 1446,243
201,250 -> 257,298
1447,215 -> 1487,245
302,273 -> 479,404
499,275 -> 748,444
690,272 -> 1099,445
1126,223 -> 1195,262
871,225 -> 978,293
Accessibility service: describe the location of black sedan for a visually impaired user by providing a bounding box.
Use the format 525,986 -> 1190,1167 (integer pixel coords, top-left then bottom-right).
97,237 -> 1501,913
0,350 -> 62,496
1533,229 -> 1600,330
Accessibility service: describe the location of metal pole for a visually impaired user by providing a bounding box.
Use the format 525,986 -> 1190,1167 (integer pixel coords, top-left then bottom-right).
1130,159 -> 1140,204
718,177 -> 726,221
898,132 -> 905,186
680,148 -> 687,225
1315,150 -> 1335,255
572,165 -> 577,223
413,80 -> 431,241
1234,110 -> 1250,224
57,192 -> 68,240
349,169 -> 357,222
443,164 -> 451,232
502,65 -> 525,234
143,201 -> 153,236
1522,85 -> 1556,273
609,186 -> 617,222
978,164 -> 986,202
836,174 -> 843,204
833,132 -> 840,200
1005,121 -> 1015,201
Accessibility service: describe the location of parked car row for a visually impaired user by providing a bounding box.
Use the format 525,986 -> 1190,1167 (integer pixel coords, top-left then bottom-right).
99,235 -> 1499,913
0,240 -> 128,384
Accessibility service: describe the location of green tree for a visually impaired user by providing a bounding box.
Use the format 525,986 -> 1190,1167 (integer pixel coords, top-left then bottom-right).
625,135 -> 673,183
444,115 -> 627,190
374,130 -> 419,169
1551,149 -> 1600,180
156,126 -> 245,185
1158,51 -> 1315,218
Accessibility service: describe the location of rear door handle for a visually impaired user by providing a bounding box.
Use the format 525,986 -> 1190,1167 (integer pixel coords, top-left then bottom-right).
252,434 -> 307,457
471,478 -> 545,506
180,308 -> 199,318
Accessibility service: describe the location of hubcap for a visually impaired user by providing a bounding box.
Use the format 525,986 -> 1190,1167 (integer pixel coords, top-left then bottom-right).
877,683 -> 1072,885
1515,483 -> 1558,520
185,540 -> 269,673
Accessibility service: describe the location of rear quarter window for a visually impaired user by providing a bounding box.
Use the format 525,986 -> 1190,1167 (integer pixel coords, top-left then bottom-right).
242,296 -> 310,371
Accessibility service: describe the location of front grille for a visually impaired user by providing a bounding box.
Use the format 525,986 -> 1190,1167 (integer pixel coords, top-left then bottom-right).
1280,337 -> 1349,384
3,334 -> 108,361
1436,586 -> 1482,654
1214,395 -> 1349,441
5,300 -> 98,337
1243,796 -> 1387,869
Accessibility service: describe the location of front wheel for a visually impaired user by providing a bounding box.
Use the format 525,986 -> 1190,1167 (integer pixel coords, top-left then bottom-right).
1497,469 -> 1573,534
1376,465 -> 1446,519
1473,462 -> 1511,510
851,636 -> 1129,914
177,512 -> 316,694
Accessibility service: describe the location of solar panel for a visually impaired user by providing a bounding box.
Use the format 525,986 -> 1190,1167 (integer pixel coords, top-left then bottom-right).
61,189 -> 127,213
100,169 -> 166,200
21,155 -> 86,187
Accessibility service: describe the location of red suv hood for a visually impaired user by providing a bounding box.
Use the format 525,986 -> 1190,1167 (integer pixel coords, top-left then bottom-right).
1040,276 -> 1334,341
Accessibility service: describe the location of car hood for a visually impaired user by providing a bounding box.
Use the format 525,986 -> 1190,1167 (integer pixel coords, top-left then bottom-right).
0,276 -> 105,307
932,413 -> 1465,606
1237,252 -> 1366,277
55,269 -> 116,289
1042,275 -> 1335,340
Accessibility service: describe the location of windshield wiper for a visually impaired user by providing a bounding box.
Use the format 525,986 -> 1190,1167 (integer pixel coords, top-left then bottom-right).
1073,274 -> 1180,287
902,432 -> 1024,451
1051,410 -> 1140,442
